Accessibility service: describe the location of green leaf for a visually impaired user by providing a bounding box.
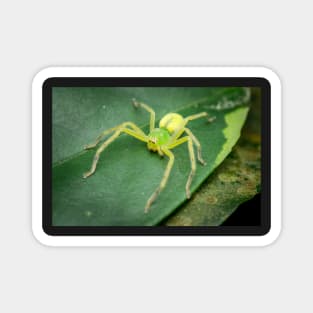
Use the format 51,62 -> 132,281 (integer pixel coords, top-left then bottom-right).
52,87 -> 250,226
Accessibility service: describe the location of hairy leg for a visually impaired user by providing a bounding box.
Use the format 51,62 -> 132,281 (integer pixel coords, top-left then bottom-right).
84,122 -> 146,150
145,148 -> 174,213
83,127 -> 147,178
184,111 -> 215,127
132,98 -> 156,132
185,137 -> 196,198
184,127 -> 206,165
184,111 -> 209,123
167,136 -> 196,199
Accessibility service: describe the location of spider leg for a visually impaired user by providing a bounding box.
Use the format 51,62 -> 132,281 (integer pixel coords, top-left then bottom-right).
166,136 -> 189,149
167,136 -> 196,199
184,127 -> 206,165
145,148 -> 174,213
83,127 -> 148,178
132,98 -> 155,132
84,122 -> 146,150
184,111 -> 216,126
167,126 -> 186,145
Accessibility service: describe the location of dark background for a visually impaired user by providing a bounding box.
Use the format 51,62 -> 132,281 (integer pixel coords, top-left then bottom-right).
222,193 -> 261,226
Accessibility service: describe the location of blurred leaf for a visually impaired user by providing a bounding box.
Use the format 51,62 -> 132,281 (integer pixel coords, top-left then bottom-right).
52,87 -> 250,226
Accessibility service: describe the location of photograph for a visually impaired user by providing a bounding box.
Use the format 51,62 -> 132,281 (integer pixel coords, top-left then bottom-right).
51,85 -> 261,227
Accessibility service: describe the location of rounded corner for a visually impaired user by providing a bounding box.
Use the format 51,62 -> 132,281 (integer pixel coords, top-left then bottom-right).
31,223 -> 55,247
259,223 -> 282,247
32,67 -> 58,90
257,66 -> 282,88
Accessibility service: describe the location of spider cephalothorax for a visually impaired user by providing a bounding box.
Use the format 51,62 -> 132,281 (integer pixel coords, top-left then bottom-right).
147,128 -> 170,154
83,99 -> 215,212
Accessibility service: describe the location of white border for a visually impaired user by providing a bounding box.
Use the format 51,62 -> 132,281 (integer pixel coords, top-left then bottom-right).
32,66 -> 281,247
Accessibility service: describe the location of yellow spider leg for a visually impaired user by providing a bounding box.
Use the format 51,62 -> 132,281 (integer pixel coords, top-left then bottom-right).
167,125 -> 186,144
132,98 -> 155,132
83,127 -> 147,178
185,136 -> 196,199
84,122 -> 146,150
184,111 -> 209,123
145,148 -> 174,213
184,127 -> 206,165
166,136 -> 189,149
167,136 -> 196,199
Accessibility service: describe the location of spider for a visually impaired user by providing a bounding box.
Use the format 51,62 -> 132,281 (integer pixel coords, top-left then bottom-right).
83,99 -> 215,213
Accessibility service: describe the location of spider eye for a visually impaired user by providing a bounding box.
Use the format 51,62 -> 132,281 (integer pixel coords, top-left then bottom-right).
150,137 -> 157,144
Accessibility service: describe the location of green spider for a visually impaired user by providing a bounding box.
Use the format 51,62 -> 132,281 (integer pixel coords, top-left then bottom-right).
83,99 -> 215,213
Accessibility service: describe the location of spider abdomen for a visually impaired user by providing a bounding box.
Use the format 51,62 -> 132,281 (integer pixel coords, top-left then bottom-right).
159,113 -> 185,134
